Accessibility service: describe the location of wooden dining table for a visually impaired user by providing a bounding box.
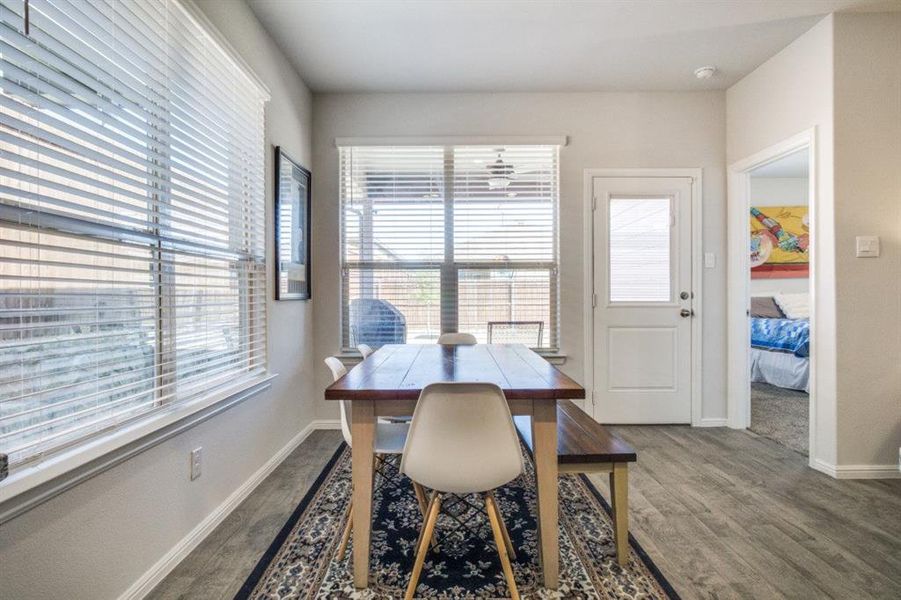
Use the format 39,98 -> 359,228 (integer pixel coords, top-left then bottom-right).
324,343 -> 585,590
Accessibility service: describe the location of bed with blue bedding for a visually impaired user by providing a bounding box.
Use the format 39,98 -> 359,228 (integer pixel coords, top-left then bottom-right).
750,297 -> 810,392
750,317 -> 809,358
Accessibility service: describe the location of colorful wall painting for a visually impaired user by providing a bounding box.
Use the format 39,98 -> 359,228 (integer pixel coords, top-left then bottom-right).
750,205 -> 809,279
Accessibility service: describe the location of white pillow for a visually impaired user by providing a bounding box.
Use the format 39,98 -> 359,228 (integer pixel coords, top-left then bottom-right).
774,293 -> 809,320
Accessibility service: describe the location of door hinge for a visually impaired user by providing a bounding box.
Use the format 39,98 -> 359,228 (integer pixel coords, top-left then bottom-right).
591,390 -> 597,407
592,196 -> 598,211
592,293 -> 598,308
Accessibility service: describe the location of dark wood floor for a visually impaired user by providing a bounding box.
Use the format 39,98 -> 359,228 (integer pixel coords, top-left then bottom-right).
148,426 -> 901,600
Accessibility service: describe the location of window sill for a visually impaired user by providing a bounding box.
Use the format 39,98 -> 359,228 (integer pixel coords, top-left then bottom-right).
0,373 -> 277,524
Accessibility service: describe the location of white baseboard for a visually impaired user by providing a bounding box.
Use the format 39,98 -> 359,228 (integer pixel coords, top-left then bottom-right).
696,417 -> 728,427
810,458 -> 900,479
810,457 -> 837,477
119,420 -> 329,600
309,419 -> 341,430
832,464 -> 901,479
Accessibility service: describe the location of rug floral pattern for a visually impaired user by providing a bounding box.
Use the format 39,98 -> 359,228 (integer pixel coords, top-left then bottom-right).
239,446 -> 676,599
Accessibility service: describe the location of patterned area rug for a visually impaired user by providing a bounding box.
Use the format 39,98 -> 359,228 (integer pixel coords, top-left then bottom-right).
236,444 -> 677,599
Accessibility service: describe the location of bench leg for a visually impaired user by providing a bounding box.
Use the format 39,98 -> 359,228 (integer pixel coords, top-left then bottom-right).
609,463 -> 629,566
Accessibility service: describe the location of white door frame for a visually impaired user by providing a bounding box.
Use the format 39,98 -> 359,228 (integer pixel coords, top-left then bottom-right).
582,168 -> 704,425
726,128 -> 817,462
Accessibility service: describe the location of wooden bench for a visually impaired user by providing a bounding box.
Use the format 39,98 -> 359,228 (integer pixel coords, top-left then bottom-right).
514,400 -> 637,565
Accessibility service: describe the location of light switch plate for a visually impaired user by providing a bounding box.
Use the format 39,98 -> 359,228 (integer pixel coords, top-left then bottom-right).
856,236 -> 880,258
704,252 -> 716,269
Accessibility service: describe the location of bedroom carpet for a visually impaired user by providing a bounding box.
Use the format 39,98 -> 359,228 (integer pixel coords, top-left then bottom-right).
749,382 -> 808,455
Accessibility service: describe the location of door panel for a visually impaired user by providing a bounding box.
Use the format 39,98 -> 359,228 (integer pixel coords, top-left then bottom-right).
592,177 -> 693,423
607,327 -> 677,390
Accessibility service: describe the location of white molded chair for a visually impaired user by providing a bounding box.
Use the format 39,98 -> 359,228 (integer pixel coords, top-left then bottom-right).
325,357 -> 408,452
400,382 -> 522,600
436,332 -> 477,345
324,357 -> 426,560
357,343 -> 374,359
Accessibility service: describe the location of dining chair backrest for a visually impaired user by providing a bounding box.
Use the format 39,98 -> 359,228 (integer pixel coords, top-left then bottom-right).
357,343 -> 374,359
324,357 -> 352,447
436,332 -> 477,345
401,382 -> 523,494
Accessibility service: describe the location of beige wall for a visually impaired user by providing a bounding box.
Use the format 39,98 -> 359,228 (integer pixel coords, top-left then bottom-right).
727,15 -> 838,466
750,178 -> 809,207
749,177 -> 810,296
312,91 -> 728,422
832,13 -> 901,468
729,13 -> 901,473
0,1 -> 317,598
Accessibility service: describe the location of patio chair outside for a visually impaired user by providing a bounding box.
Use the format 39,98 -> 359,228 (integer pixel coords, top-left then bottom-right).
486,321 -> 544,347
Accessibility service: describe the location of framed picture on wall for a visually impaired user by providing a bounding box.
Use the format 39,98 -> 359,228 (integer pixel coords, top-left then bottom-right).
749,205 -> 809,279
274,147 -> 312,300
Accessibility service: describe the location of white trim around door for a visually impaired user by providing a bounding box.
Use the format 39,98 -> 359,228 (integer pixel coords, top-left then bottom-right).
726,128 -> 818,466
582,168 -> 704,426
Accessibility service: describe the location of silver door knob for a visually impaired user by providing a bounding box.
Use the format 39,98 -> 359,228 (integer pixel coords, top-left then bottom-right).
680,309 -> 693,318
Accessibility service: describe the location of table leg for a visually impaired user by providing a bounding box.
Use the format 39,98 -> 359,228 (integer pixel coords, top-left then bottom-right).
531,399 -> 559,589
351,399 -> 375,589
610,462 -> 629,566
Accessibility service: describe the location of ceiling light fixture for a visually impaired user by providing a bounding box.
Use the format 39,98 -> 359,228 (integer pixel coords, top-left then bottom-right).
487,150 -> 515,190
694,66 -> 717,80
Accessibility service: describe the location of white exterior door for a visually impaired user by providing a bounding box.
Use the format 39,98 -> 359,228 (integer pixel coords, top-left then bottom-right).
591,177 -> 694,423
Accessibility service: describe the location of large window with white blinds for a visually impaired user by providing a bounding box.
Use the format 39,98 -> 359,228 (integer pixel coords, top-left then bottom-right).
0,0 -> 268,477
339,144 -> 559,351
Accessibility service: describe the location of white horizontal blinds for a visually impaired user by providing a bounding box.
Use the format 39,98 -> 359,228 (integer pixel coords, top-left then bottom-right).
339,144 -> 559,350
453,145 -> 558,347
0,226 -> 159,464
340,146 -> 445,346
608,197 -> 671,302
0,0 -> 267,472
341,146 -> 446,263
453,146 -> 557,261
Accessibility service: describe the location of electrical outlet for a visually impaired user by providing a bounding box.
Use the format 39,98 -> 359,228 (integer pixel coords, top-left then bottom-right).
190,447 -> 203,480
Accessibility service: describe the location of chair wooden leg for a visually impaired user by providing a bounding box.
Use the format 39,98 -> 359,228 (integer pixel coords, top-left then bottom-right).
412,482 -> 428,516
609,463 -> 629,566
487,491 -> 516,561
405,492 -> 441,600
485,493 -> 520,600
337,499 -> 353,561
412,482 -> 438,551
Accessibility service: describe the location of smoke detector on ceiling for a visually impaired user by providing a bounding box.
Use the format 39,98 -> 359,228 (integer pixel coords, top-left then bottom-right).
694,66 -> 717,80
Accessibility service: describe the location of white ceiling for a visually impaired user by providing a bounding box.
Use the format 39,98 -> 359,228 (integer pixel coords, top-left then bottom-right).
751,148 -> 809,178
247,0 -> 898,93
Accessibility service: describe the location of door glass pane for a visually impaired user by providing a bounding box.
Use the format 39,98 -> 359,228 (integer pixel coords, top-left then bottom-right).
609,197 -> 671,302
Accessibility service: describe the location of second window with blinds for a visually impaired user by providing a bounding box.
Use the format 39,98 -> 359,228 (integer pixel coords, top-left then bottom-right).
339,144 -> 560,351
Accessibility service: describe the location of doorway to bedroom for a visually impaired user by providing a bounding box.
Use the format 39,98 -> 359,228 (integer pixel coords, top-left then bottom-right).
746,148 -> 810,455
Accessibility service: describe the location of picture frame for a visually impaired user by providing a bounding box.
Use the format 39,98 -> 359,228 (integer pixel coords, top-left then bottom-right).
749,205 -> 809,279
274,147 -> 312,300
